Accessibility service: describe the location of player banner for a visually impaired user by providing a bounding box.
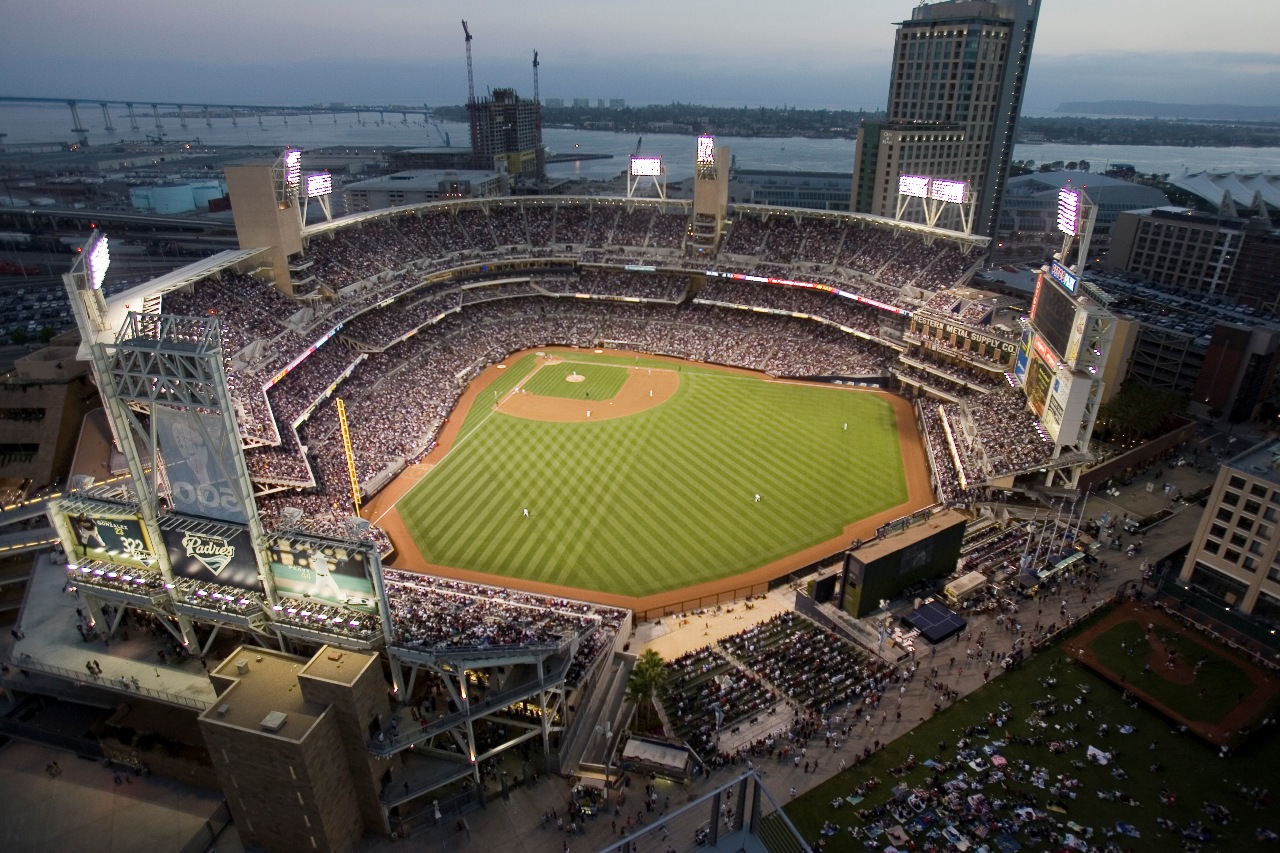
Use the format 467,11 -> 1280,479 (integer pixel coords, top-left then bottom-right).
66,513 -> 154,568
161,521 -> 261,591
155,407 -> 250,524
268,536 -> 378,612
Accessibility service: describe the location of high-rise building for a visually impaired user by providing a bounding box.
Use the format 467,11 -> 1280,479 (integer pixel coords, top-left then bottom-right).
1179,438 -> 1280,627
467,87 -> 543,181
851,0 -> 1041,237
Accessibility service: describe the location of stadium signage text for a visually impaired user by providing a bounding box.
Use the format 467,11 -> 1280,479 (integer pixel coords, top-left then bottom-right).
705,270 -> 910,317
1048,261 -> 1078,294
916,316 -> 1019,353
1032,335 -> 1061,368
181,532 -> 237,574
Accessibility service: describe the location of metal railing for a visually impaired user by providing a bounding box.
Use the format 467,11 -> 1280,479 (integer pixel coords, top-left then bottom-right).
179,801 -> 232,853
8,653 -> 212,710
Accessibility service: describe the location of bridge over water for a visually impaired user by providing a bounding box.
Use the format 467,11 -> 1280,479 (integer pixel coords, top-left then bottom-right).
0,96 -> 451,143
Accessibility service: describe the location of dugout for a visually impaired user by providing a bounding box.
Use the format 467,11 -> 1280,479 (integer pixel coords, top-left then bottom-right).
944,571 -> 988,606
839,509 -> 967,619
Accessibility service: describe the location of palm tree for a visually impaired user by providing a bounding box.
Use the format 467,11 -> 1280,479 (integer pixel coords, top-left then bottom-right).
625,649 -> 668,731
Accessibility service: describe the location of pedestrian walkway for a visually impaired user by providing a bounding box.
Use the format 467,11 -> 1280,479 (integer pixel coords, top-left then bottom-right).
0,740 -> 236,853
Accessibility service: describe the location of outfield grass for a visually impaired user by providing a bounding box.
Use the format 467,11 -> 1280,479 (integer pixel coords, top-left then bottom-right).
783,638 -> 1280,853
397,353 -> 909,596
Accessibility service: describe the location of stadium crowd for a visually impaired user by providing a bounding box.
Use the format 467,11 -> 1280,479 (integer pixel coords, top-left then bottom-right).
148,197 -> 1057,555
382,570 -> 626,686
661,611 -> 898,766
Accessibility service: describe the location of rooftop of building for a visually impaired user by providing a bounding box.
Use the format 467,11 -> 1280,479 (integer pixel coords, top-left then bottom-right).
300,645 -> 377,687
344,169 -> 503,192
1226,438 -> 1280,488
203,646 -> 326,741
1005,171 -> 1170,207
1170,170 -> 1280,213
850,508 -> 968,562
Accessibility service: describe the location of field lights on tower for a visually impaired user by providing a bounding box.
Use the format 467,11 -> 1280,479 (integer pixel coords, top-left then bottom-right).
283,149 -> 302,188
630,157 -> 662,177
696,135 -> 715,165
929,179 -> 969,204
305,173 -> 332,197
1057,188 -> 1081,236
85,233 -> 110,291
898,175 -> 929,198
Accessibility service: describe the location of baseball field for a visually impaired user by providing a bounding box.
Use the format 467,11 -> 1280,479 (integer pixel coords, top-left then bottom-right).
370,348 -> 933,605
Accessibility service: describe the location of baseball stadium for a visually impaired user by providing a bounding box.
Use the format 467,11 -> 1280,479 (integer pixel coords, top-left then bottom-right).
43,141 -> 1119,844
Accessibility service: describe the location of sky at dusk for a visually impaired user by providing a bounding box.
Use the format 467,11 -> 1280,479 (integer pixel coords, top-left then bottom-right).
1,0 -> 1277,115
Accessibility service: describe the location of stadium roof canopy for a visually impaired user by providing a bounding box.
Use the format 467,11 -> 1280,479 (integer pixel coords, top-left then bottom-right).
1170,170 -> 1280,212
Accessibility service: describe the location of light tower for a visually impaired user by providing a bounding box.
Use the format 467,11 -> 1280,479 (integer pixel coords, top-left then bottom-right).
1022,183 -> 1115,488
893,175 -> 976,234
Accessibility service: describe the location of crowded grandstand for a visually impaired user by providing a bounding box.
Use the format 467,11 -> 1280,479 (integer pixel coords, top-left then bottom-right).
135,197 -> 1056,568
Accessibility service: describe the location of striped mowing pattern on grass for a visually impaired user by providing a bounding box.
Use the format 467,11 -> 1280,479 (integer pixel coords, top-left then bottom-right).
519,362 -> 629,401
397,357 -> 907,596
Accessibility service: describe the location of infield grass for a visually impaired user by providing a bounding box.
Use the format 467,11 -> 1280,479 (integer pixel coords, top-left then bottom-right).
397,353 -> 909,596
1088,619 -> 1253,722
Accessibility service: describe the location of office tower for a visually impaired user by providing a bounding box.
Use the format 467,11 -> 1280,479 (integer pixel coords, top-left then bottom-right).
851,0 -> 1041,237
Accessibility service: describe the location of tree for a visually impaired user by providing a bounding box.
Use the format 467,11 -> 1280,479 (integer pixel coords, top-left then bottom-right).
9,330 -> 27,345
1096,380 -> 1188,444
625,649 -> 669,732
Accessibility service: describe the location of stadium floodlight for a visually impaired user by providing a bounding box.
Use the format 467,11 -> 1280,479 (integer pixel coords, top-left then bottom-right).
1057,188 -> 1081,236
696,135 -> 715,165
283,149 -> 302,187
929,179 -> 969,204
898,175 -> 930,198
304,172 -> 332,197
630,156 -> 662,177
85,233 -> 110,290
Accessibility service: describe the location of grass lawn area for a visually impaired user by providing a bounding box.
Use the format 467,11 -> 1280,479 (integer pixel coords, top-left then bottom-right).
1088,620 -> 1254,722
519,361 -> 629,400
781,632 -> 1280,853
397,353 -> 908,595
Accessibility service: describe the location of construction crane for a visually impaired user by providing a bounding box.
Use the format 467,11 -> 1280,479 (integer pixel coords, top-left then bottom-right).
462,20 -> 475,105
532,50 -> 540,103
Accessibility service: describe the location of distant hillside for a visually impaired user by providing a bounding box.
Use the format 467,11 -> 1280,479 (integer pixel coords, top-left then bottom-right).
1057,101 -> 1280,123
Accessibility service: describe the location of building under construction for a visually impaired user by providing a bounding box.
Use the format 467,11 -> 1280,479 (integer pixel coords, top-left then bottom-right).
461,22 -> 544,182
467,88 -> 543,181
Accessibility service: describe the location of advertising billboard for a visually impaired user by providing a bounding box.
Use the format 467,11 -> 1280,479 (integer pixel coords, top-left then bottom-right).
1048,260 -> 1078,294
1025,352 -> 1055,417
66,512 -> 154,568
268,536 -> 378,612
160,520 -> 260,591
155,407 -> 250,524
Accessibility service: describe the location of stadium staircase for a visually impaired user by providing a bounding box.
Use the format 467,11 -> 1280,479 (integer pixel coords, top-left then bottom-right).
560,652 -> 633,773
